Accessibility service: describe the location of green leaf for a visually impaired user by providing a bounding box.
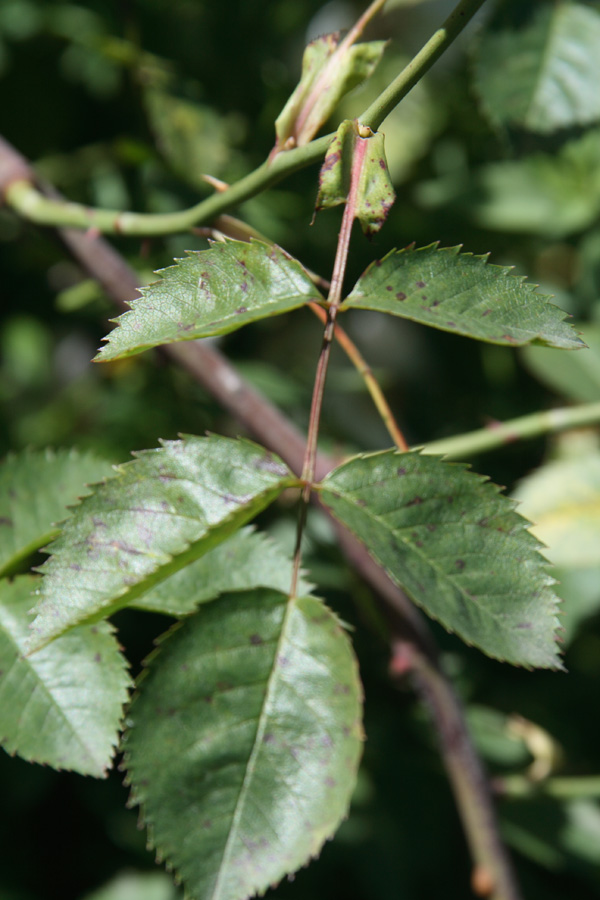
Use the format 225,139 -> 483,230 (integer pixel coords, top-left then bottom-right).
474,1 -> 600,133
30,436 -> 299,650
469,132 -> 600,238
317,450 -> 561,668
522,323 -> 600,402
0,576 -> 130,777
95,240 -> 323,363
0,448 -> 115,578
315,119 -> 395,236
144,88 -> 240,189
274,32 -> 386,151
134,526 -> 312,616
124,588 -> 363,900
343,243 -> 583,349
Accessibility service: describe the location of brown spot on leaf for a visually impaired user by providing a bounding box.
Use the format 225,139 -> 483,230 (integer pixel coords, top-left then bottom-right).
416,281 -> 426,288
396,292 -> 406,301
482,309 -> 492,317
455,559 -> 465,570
249,633 -> 263,646
236,306 -> 248,314
0,517 -> 12,527
407,496 -> 423,506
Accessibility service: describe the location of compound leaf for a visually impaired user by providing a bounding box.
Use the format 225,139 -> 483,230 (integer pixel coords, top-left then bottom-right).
0,576 -> 130,777
0,448 -> 115,578
343,243 -> 583,349
317,450 -> 562,668
134,526 -> 312,616
124,588 -> 363,900
95,240 -> 323,362
30,436 -> 298,650
474,1 -> 600,134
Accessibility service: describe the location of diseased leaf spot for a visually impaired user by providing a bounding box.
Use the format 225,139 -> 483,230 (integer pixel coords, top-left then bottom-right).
516,622 -> 532,629
0,517 -> 12,527
406,496 -> 423,506
93,653 -> 101,663
386,285 -> 393,292
455,559 -> 466,570
397,467 -> 407,476
416,281 -> 426,288
396,292 -> 406,301
482,309 -> 492,317
249,633 -> 263,646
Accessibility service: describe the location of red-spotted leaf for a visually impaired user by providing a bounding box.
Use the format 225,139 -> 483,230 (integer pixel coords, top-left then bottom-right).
317,450 -> 562,668
343,243 -> 583,349
315,119 -> 395,236
124,588 -> 363,900
29,436 -> 299,651
95,240 -> 323,362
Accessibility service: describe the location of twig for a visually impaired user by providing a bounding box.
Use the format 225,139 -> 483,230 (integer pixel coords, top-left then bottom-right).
421,403 -> 600,459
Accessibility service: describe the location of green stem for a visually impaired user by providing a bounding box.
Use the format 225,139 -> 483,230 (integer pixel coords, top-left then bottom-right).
3,135 -> 331,236
360,0 -> 487,130
420,402 -> 600,460
495,774 -> 600,800
3,0 -> 485,236
289,139 -> 366,598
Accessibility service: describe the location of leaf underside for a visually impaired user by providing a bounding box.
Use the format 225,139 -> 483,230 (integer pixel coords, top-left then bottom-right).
474,1 -> 600,133
95,240 -> 323,362
343,243 -> 583,349
30,435 -> 298,650
134,526 -> 312,616
0,576 -> 130,777
0,448 -> 115,578
318,450 -> 562,668
124,588 -> 363,900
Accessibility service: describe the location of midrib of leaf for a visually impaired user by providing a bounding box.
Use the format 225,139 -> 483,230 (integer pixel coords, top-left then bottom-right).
320,484 -> 513,631
2,618 -> 111,769
210,594 -> 296,900
0,528 -> 59,579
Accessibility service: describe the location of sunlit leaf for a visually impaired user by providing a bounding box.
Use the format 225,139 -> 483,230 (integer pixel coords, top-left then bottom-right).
135,526 -> 312,616
0,448 -> 115,578
343,244 -> 583,349
0,576 -> 130,776
124,588 -> 363,900
474,1 -> 600,133
95,240 -> 323,362
30,436 -> 299,650
514,452 -> 600,570
317,450 -> 561,668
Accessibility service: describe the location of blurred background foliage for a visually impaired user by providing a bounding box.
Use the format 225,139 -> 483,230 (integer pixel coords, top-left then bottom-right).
3,0 -> 600,898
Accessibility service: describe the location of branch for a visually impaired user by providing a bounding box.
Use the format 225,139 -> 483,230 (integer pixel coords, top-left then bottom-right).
2,0 -> 485,237
0,132 -> 520,900
421,402 -> 600,460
